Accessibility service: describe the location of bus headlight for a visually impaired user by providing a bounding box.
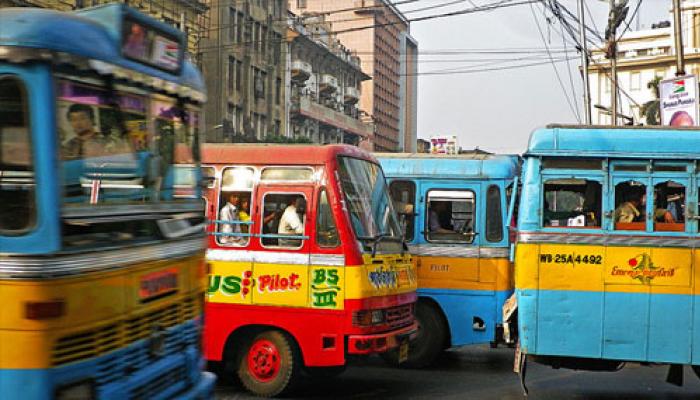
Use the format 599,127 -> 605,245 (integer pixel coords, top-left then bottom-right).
371,310 -> 385,325
352,309 -> 385,327
55,381 -> 94,400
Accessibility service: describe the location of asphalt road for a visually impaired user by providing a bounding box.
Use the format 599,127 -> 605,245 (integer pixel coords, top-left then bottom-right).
215,345 -> 700,399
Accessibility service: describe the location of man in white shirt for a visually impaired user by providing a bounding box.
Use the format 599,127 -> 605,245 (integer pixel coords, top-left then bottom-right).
219,193 -> 242,244
278,196 -> 306,247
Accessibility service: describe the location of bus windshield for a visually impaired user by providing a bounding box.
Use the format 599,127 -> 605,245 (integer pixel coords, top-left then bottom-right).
58,79 -> 199,210
337,156 -> 401,243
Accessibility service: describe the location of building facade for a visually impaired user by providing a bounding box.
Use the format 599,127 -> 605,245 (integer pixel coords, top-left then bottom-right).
589,1 -> 700,125
287,13 -> 373,145
200,0 -> 287,142
289,0 -> 418,152
1,0 -> 209,56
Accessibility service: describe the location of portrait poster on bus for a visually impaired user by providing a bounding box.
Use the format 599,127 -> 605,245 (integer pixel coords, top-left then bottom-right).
660,75 -> 698,127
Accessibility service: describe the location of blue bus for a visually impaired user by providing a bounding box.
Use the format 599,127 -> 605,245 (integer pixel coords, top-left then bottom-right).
515,125 -> 700,388
0,4 -> 214,399
378,153 -> 520,367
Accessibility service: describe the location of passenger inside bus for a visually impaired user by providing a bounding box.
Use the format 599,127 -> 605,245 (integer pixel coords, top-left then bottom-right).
239,198 -> 251,234
614,189 -> 645,224
278,196 -> 306,247
218,192 -> 241,244
219,192 -> 252,245
428,201 -> 455,234
425,191 -> 475,243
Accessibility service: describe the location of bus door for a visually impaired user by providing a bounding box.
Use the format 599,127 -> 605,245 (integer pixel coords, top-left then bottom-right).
253,183 -> 314,308
419,183 -> 481,282
419,182 -> 489,342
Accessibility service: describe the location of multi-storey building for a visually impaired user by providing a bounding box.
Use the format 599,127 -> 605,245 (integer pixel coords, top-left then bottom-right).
0,0 -> 209,56
289,0 -> 418,152
287,12 -> 373,146
588,1 -> 700,125
200,0 -> 287,142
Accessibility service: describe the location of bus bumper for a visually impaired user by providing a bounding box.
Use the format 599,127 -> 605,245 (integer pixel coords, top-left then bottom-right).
347,322 -> 418,355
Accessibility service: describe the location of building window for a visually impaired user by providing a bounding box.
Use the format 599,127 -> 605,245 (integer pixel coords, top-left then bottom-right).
228,56 -> 235,93
275,78 -> 282,105
630,72 -> 641,91
237,12 -> 244,43
297,0 -> 307,8
229,7 -> 237,41
236,60 -> 243,91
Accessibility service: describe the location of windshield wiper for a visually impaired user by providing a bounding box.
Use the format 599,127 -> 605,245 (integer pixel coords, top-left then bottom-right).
370,232 -> 392,258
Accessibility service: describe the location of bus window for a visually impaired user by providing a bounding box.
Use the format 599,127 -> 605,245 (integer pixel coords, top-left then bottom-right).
58,80 -> 146,204
389,180 -> 416,241
486,185 -> 503,242
614,180 -> 646,231
543,179 -> 601,228
201,166 -> 215,188
653,181 -> 685,232
425,190 -> 475,243
262,193 -> 307,248
218,166 -> 254,246
0,77 -> 34,234
316,189 -> 339,247
261,167 -> 314,181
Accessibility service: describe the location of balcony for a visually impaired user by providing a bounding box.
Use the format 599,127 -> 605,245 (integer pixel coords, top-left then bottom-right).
291,60 -> 312,82
291,95 -> 372,140
344,87 -> 360,104
319,74 -> 338,94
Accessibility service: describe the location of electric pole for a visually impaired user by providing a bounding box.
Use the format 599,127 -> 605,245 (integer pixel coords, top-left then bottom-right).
605,0 -> 629,126
673,0 -> 686,76
578,0 -> 592,124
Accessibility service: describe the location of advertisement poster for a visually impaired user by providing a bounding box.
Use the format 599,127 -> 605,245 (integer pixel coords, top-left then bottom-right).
660,75 -> 698,126
430,135 -> 458,154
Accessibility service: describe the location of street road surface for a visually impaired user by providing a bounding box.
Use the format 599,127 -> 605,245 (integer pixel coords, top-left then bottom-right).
215,344 -> 700,399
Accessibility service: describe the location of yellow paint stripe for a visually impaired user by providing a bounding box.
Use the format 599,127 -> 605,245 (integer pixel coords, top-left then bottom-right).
416,256 -> 514,291
516,243 -> 698,295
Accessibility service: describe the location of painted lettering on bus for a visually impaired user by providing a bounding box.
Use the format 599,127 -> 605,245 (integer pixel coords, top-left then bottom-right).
140,268 -> 178,301
311,268 -> 340,308
430,264 -> 449,272
208,270 -> 254,298
369,267 -> 398,289
539,253 -> 602,265
258,273 -> 301,293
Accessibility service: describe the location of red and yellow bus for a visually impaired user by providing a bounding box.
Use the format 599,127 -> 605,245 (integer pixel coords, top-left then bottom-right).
202,144 -> 417,396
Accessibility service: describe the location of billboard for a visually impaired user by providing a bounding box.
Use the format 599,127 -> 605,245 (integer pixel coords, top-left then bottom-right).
430,135 -> 458,154
660,75 -> 698,126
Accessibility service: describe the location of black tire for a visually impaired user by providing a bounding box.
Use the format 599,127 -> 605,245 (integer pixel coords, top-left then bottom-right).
383,301 -> 448,368
236,330 -> 300,397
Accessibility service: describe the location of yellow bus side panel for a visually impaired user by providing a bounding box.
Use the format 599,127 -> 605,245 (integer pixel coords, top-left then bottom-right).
516,243 -> 694,295
417,256 -> 512,292
0,254 -> 204,369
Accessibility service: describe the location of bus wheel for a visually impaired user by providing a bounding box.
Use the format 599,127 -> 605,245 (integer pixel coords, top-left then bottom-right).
237,330 -> 299,397
383,302 -> 447,368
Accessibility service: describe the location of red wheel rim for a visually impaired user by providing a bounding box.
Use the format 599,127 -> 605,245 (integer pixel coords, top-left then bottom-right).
247,339 -> 282,382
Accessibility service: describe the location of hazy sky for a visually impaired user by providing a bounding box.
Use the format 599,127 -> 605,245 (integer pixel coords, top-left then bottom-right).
396,0 -> 669,153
